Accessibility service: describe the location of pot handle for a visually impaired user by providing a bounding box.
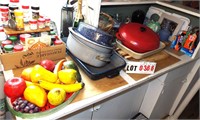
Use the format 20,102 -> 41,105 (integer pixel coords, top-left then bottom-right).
96,55 -> 111,62
116,32 -> 123,42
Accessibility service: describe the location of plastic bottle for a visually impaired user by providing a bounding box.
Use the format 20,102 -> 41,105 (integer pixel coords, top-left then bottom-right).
21,4 -> 30,23
31,4 -> 40,20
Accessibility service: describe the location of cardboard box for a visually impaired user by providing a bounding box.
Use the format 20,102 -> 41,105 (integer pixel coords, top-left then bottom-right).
0,44 -> 66,70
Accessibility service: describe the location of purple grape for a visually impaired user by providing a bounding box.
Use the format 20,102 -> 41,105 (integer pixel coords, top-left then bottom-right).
33,107 -> 39,113
29,109 -> 34,113
13,101 -> 18,106
20,108 -> 24,113
23,100 -> 28,105
14,105 -> 20,111
19,103 -> 26,109
24,106 -> 30,113
29,104 -> 35,109
18,100 -> 23,105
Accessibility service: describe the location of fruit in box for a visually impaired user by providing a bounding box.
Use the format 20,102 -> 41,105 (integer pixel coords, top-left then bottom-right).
4,77 -> 26,99
40,59 -> 55,72
23,85 -> 47,107
47,88 -> 66,106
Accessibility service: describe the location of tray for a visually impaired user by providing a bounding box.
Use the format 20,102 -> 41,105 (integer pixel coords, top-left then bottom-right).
66,48 -> 126,80
116,40 -> 166,59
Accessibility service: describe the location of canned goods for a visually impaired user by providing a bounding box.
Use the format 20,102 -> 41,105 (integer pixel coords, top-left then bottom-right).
1,40 -> 12,48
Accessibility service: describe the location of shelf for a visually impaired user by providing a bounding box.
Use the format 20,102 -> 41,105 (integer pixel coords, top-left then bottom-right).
101,0 -> 200,18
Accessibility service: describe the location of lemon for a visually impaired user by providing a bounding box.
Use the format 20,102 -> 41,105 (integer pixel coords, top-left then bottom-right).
47,88 -> 66,106
58,69 -> 77,84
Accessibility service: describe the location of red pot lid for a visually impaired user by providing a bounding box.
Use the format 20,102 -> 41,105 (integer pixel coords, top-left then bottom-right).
116,23 -> 160,53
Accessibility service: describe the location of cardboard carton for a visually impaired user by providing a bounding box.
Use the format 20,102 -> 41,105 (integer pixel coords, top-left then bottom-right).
0,44 -> 66,70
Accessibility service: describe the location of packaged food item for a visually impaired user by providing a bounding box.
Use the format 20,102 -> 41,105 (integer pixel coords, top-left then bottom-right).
20,33 -> 31,45
21,4 -> 30,23
14,9 -> 24,30
31,5 -> 40,20
9,5 -> 18,20
13,44 -> 24,52
29,19 -> 37,30
38,18 -> 45,29
4,44 -> 14,53
1,40 -> 12,48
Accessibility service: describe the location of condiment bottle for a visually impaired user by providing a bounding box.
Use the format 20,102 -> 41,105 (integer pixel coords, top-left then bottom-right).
37,18 -> 45,29
13,44 -> 23,52
31,5 -> 40,20
9,5 -> 18,20
4,44 -> 14,53
20,33 -> 31,45
21,4 -> 30,23
8,36 -> 18,45
29,19 -> 37,30
1,40 -> 12,48
14,9 -> 24,30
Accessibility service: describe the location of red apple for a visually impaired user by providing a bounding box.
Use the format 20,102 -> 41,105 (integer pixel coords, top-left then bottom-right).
40,59 -> 55,71
4,77 -> 26,99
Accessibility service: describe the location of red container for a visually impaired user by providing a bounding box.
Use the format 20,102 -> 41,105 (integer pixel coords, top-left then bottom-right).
116,23 -> 160,53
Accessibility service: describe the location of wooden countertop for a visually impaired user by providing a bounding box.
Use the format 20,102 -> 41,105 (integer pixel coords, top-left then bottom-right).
4,48 -> 184,120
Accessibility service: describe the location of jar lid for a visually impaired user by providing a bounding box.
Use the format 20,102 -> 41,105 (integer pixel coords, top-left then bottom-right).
8,36 -> 18,42
0,6 -> 9,12
54,40 -> 63,45
22,5 -> 29,9
31,6 -> 39,10
49,31 -> 56,35
20,34 -> 31,42
4,44 -> 14,51
2,40 -> 12,47
38,18 -> 45,22
29,19 -> 37,24
0,27 -> 4,32
44,17 -> 50,21
14,9 -> 23,16
10,0 -> 19,3
9,5 -> 19,10
14,44 -> 23,52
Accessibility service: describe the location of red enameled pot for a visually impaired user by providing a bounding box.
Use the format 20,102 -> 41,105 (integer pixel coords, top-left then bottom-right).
116,22 -> 160,53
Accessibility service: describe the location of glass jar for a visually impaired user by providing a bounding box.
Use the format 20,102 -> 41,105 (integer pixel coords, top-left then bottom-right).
8,36 -> 18,45
44,17 -> 50,27
9,5 -> 18,20
14,9 -> 24,30
4,44 -> 14,53
1,40 -> 12,48
0,6 -> 9,26
20,33 -> 31,45
29,19 -> 37,30
38,18 -> 45,29
21,5 -> 30,23
13,44 -> 23,52
31,5 -> 40,20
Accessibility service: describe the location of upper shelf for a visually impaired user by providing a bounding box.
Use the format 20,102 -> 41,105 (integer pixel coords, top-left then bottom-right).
101,0 -> 200,18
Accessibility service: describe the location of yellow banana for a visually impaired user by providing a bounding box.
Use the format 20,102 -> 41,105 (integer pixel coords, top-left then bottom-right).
25,81 -> 39,86
38,80 -> 84,93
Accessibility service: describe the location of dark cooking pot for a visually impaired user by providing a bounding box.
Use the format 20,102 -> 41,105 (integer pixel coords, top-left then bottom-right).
116,23 -> 160,53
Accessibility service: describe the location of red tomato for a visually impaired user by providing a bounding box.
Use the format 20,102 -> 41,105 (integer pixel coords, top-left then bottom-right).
4,77 -> 26,99
40,59 -> 55,72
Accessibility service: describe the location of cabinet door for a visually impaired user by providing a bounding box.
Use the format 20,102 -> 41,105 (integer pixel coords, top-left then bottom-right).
92,84 -> 148,120
59,105 -> 93,120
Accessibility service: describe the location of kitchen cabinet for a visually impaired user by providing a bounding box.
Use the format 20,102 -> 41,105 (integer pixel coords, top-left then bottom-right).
60,83 -> 148,120
139,60 -> 196,118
